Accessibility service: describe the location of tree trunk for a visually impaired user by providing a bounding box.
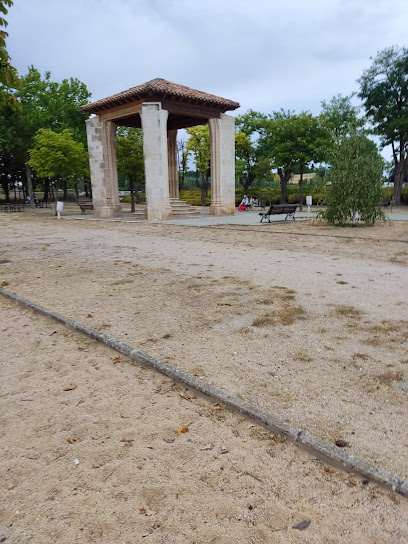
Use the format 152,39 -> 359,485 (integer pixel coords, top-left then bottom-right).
200,173 -> 207,206
241,171 -> 255,197
129,175 -> 135,213
277,167 -> 292,204
299,165 -> 304,211
62,179 -> 68,200
44,179 -> 49,202
1,180 -> 10,202
393,156 -> 406,205
25,162 -> 35,208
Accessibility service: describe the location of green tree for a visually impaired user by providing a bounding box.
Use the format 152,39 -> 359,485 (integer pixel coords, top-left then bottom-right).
0,0 -> 21,202
177,139 -> 189,191
260,111 -> 330,204
3,67 -> 91,203
358,46 -> 408,205
186,125 -> 211,206
321,94 -> 361,140
116,127 -> 144,212
29,128 -> 89,202
0,0 -> 18,89
235,110 -> 269,194
319,127 -> 385,226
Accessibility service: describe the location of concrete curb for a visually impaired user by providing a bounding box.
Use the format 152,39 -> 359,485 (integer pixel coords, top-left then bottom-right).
1,287 -> 407,498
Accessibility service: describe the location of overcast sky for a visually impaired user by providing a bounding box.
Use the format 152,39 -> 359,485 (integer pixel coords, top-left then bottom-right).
6,0 -> 408,141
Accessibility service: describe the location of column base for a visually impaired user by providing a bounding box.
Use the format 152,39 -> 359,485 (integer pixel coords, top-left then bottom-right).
147,205 -> 172,220
95,205 -> 122,218
210,204 -> 235,216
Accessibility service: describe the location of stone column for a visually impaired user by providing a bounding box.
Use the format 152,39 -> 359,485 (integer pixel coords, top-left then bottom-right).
85,116 -> 121,218
140,103 -> 172,220
209,113 -> 236,216
167,129 -> 179,200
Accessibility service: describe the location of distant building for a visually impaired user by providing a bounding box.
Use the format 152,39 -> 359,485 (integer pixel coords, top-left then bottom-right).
289,173 -> 316,185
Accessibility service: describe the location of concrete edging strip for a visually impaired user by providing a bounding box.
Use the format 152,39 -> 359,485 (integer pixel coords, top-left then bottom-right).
1,287 -> 407,498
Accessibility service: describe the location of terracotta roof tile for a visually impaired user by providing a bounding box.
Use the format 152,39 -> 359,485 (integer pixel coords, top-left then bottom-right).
82,78 -> 240,113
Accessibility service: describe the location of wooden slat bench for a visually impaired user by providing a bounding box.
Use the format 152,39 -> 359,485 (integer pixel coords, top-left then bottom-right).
2,202 -> 25,212
259,204 -> 297,222
34,199 -> 50,208
77,198 -> 94,214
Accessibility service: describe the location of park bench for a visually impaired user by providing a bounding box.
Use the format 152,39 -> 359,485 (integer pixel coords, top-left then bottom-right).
2,202 -> 24,212
34,199 -> 50,208
77,198 -> 94,214
258,200 -> 267,210
259,204 -> 297,222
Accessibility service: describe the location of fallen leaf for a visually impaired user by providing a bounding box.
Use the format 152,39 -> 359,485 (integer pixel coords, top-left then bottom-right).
139,507 -> 156,516
66,438 -> 78,444
0,281 -> 9,287
177,425 -> 189,435
293,520 -> 311,530
113,356 -> 122,363
86,314 -> 93,318
49,264 -> 57,268
63,386 -> 77,392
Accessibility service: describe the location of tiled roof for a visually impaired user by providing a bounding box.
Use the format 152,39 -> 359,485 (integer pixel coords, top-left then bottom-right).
82,78 -> 240,113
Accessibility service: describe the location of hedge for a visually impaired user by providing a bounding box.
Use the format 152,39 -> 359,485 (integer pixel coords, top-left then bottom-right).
121,186 -> 408,207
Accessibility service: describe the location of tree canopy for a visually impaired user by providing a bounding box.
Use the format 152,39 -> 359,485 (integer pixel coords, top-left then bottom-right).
186,125 -> 211,206
260,110 -> 330,203
321,94 -> 360,140
319,126 -> 385,226
0,0 -> 19,109
29,128 -> 88,181
235,110 -> 270,195
358,46 -> 408,205
0,65 -> 91,202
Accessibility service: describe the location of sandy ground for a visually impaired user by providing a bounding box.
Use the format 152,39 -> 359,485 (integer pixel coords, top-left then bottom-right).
1,210 -> 408,543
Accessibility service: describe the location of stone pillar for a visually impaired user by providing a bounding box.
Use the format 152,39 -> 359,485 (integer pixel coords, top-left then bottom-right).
140,103 -> 172,220
85,116 -> 121,218
209,113 -> 236,216
167,129 -> 179,200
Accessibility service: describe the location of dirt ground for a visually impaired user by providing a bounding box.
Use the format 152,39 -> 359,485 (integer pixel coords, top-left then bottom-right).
0,211 -> 408,543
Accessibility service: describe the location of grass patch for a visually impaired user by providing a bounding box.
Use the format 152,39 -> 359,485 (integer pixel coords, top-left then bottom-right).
375,370 -> 404,385
330,305 -> 362,319
363,337 -> 382,347
252,306 -> 305,327
294,351 -> 313,363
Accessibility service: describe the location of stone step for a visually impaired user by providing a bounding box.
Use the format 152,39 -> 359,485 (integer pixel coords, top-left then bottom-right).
131,211 -> 147,219
169,199 -> 199,216
170,209 -> 199,216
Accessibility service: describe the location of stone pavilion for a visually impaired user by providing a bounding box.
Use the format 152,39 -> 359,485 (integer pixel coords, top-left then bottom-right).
82,79 -> 240,219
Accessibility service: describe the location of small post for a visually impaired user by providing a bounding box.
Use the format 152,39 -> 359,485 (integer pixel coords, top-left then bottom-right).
56,201 -> 64,220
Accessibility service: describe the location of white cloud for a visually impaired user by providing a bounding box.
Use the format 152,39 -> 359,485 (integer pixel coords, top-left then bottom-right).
6,0 -> 408,160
